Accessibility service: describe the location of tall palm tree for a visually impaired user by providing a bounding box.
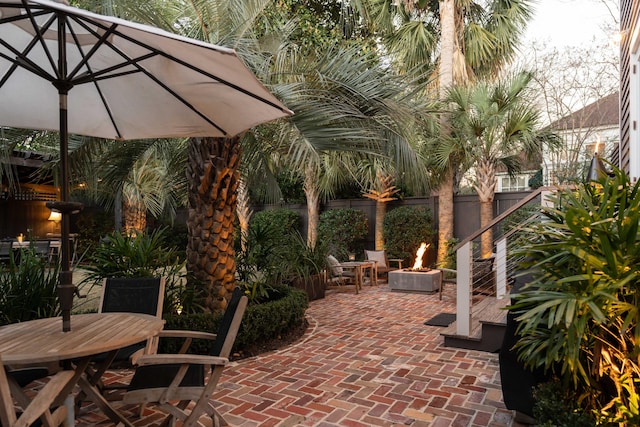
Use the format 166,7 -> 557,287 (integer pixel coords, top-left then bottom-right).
443,71 -> 558,256
363,0 -> 534,264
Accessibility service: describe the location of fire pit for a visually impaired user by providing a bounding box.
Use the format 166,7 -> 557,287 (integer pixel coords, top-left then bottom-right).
388,243 -> 442,293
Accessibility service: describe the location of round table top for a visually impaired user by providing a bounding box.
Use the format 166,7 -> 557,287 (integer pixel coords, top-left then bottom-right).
0,312 -> 164,364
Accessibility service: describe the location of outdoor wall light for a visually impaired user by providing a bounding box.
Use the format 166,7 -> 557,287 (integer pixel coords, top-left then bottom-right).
48,211 -> 62,222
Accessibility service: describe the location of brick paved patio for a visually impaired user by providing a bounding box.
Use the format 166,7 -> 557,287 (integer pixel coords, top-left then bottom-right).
69,281 -> 527,426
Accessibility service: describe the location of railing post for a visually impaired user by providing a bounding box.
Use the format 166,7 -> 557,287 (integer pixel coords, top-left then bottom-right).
496,237 -> 507,298
456,242 -> 472,336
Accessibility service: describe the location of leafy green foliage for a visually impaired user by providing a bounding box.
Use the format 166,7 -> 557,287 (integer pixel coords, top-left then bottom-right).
276,232 -> 328,282
80,228 -> 187,315
510,166 -> 640,424
528,169 -> 543,189
317,208 -> 368,260
0,247 -> 60,326
383,206 -> 435,265
533,381 -> 596,427
161,285 -> 308,355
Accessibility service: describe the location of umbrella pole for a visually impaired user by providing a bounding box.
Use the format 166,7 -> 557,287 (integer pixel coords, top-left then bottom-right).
58,89 -> 74,333
52,14 -> 76,332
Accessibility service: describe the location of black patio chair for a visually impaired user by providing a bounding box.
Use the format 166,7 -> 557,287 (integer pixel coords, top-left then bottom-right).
79,277 -> 165,400
120,286 -> 248,427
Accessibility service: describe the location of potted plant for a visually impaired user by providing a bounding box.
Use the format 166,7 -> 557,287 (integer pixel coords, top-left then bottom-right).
509,166 -> 640,425
279,233 -> 328,301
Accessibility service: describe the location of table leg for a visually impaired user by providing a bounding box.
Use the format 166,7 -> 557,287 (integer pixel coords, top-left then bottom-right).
77,375 -> 134,427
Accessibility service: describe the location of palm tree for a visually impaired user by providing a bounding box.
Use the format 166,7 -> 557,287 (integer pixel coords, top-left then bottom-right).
270,43 -> 432,251
70,138 -> 188,234
362,170 -> 400,250
443,71 -> 558,256
363,0 -> 535,264
77,0 -> 431,310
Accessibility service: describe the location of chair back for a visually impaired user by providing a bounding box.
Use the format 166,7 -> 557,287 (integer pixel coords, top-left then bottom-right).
210,287 -> 248,358
32,240 -> 51,260
99,277 -> 165,318
326,255 -> 343,278
0,240 -> 11,262
365,250 -> 388,268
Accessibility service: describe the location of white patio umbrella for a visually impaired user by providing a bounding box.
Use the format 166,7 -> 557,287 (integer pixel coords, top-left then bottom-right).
0,0 -> 293,331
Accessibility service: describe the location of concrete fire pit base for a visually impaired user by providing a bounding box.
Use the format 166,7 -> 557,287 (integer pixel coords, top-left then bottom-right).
388,269 -> 442,293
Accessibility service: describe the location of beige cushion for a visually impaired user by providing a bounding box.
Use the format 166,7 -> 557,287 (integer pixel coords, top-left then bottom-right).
326,255 -> 343,276
365,250 -> 387,268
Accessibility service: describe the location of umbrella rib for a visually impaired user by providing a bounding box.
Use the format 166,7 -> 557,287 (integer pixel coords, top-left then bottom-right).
65,15 -> 228,135
64,21 -> 123,139
21,1 -> 60,80
0,9 -> 59,87
70,13 -> 287,114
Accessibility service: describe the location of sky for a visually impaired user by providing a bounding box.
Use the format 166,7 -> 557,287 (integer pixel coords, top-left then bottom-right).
523,0 -> 617,47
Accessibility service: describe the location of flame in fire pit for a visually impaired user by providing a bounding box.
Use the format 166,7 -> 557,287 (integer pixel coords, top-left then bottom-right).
411,242 -> 430,270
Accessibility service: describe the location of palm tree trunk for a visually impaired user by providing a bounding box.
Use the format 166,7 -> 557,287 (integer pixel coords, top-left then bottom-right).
436,0 -> 456,267
375,200 -> 386,250
186,136 -> 241,312
475,159 -> 497,258
304,166 -> 320,249
236,178 -> 253,253
436,169 -> 454,264
123,197 -> 146,236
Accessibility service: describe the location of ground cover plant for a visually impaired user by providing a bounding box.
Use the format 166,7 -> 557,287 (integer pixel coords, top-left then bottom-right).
510,166 -> 640,425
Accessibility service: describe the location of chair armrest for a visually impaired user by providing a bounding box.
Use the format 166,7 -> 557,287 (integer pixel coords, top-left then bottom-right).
135,354 -> 228,367
156,329 -> 219,355
158,330 -> 218,340
388,259 -> 404,269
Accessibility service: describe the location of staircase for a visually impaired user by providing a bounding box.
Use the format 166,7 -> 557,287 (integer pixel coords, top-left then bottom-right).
440,296 -> 509,352
439,187 -> 553,352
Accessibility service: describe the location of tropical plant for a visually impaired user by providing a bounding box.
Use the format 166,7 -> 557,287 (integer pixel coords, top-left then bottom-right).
444,71 -> 558,257
363,0 -> 535,265
71,138 -> 188,234
510,166 -> 640,424
362,170 -> 400,250
0,247 -> 60,326
80,228 -> 188,314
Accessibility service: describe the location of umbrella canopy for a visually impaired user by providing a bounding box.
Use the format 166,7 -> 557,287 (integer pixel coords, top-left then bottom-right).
0,0 -> 292,138
0,0 -> 293,331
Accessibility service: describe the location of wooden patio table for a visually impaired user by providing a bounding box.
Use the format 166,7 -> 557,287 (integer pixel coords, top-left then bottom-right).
338,261 -> 377,293
0,313 -> 164,427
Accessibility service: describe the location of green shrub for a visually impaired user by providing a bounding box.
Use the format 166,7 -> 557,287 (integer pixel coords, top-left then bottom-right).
74,208 -> 114,261
161,285 -> 308,354
383,206 -> 435,265
250,209 -> 300,239
533,380 -> 596,427
317,208 -> 368,260
0,247 -> 60,326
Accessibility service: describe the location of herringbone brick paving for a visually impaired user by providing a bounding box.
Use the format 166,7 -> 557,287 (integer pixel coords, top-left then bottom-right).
69,282 -> 523,426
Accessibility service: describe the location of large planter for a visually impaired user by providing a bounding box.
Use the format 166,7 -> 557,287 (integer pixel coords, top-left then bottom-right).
292,274 -> 326,301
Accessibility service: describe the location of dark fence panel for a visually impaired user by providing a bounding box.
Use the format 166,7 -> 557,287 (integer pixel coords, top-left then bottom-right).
258,191 -> 535,253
